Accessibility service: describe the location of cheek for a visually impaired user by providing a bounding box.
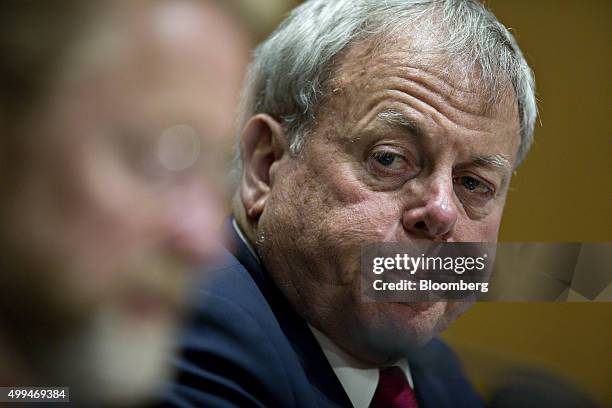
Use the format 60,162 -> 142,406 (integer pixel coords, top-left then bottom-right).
296,168 -> 401,243
312,149 -> 370,205
326,169 -> 370,205
299,151 -> 402,235
483,204 -> 506,238
459,211 -> 503,241
330,199 -> 402,244
484,218 -> 502,239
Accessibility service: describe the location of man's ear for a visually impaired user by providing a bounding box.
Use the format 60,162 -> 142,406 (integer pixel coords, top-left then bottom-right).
239,114 -> 287,220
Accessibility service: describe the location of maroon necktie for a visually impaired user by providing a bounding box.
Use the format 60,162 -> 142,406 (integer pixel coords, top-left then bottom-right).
370,366 -> 420,408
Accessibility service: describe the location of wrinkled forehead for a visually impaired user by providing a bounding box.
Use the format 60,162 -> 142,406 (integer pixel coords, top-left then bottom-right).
327,31 -> 519,121
309,31 -> 522,167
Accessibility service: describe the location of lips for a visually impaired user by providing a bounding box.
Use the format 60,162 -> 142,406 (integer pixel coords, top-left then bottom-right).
387,300 -> 437,314
402,301 -> 436,312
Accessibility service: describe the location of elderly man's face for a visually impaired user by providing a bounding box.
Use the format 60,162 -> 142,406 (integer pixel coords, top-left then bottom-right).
250,40 -> 520,362
1,0 -> 246,401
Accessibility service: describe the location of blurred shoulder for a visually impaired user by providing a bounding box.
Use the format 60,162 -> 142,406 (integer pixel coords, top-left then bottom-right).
164,250 -> 302,407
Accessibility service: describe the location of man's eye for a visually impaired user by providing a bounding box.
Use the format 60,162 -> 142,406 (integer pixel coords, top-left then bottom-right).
366,147 -> 419,184
372,151 -> 404,168
453,176 -> 491,194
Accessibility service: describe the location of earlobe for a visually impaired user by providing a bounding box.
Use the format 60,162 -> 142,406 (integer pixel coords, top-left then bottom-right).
239,114 -> 287,220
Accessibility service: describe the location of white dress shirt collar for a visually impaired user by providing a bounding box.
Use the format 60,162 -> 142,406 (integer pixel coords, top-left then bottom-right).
232,218 -> 260,263
309,325 -> 414,408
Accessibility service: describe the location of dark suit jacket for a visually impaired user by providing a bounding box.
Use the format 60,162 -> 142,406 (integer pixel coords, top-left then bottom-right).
164,220 -> 484,407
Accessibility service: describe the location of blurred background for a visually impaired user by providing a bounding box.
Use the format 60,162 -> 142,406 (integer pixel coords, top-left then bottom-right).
245,0 -> 612,405
0,0 -> 608,406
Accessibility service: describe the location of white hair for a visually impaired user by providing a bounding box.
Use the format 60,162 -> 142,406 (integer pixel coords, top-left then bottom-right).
235,0 -> 537,175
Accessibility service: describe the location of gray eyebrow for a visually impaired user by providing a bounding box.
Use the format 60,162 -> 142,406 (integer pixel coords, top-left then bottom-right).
376,109 -> 421,134
473,154 -> 511,170
472,154 -> 512,189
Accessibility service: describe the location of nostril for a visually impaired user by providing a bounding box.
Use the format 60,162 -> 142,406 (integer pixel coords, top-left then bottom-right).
414,221 -> 427,231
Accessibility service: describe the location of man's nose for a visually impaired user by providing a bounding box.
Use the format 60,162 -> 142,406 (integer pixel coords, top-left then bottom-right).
402,176 -> 458,240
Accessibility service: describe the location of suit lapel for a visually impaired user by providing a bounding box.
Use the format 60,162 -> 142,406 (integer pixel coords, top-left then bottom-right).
225,218 -> 353,407
411,361 -> 451,408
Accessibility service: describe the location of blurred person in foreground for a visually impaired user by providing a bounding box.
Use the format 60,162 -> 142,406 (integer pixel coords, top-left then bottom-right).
166,0 -> 537,407
0,0 -> 247,405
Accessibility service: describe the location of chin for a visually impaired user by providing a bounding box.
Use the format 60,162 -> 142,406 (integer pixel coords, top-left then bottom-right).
358,301 -> 457,358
